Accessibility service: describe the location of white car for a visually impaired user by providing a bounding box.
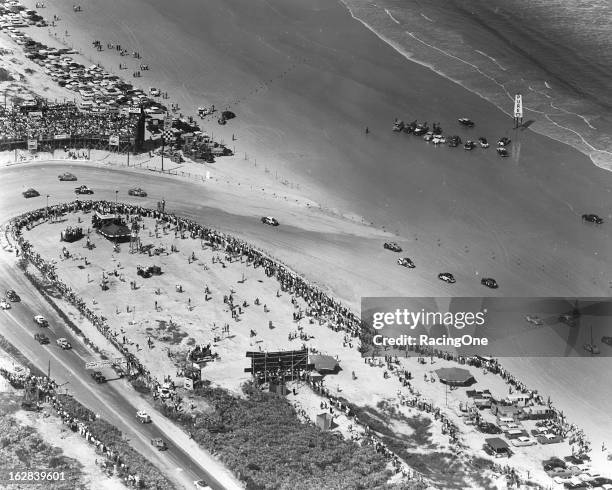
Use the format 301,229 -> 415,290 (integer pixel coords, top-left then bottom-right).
525,315 -> 543,326
56,338 -> 71,350
0,300 -> 11,310
34,315 -> 49,327
511,436 -> 536,447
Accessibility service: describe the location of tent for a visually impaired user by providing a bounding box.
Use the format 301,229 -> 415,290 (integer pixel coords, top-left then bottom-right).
309,354 -> 339,373
99,222 -> 131,242
435,367 -> 475,386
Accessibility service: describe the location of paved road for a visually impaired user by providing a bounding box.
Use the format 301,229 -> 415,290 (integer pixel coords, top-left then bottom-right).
0,255 -> 232,489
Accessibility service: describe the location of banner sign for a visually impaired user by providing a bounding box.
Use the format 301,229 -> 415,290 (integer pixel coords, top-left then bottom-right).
513,94 -> 523,118
54,133 -> 70,140
129,107 -> 142,114
85,357 -> 127,369
27,139 -> 38,150
28,111 -> 43,118
108,135 -> 120,146
184,378 -> 194,391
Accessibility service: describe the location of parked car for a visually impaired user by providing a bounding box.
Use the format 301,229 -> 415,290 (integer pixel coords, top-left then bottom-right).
6,290 -> 20,302
511,436 -> 536,447
33,315 -> 49,327
538,433 -> 563,444
22,188 -> 40,198
56,338 -> 71,349
58,172 -> 77,181
34,333 -> 50,344
261,216 -> 279,226
128,187 -> 147,197
0,300 -> 11,310
91,371 -> 106,383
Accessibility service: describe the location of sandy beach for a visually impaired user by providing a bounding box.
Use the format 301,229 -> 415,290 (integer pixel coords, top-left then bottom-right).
2,0 -> 612,486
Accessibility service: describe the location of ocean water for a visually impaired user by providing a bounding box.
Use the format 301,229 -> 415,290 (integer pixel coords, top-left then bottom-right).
341,0 -> 612,170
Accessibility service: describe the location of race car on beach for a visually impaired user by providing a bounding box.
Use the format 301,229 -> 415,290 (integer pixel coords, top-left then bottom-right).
58,172 -> 77,181
497,137 -> 511,147
128,187 -> 147,197
34,315 -> 49,327
0,300 -> 11,310
464,140 -> 476,150
5,290 -> 20,302
478,137 -> 489,148
261,216 -> 279,226
448,135 -> 462,148
384,242 -> 402,252
480,277 -> 498,289
496,147 -> 509,157
22,188 -> 40,198
438,272 -> 456,284
581,214 -> 603,224
458,118 -> 475,127
525,315 -> 544,326
34,333 -> 50,344
397,257 -> 415,268
56,338 -> 71,350
75,185 -> 94,195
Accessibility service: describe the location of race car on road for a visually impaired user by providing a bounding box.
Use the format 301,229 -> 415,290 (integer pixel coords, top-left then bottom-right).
128,187 -> 147,197
481,277 -> 498,289
397,257 -> 415,268
22,188 -> 40,198
525,315 -> 544,326
56,338 -> 71,349
193,481 -> 212,490
58,172 -> 77,181
438,272 -> 456,284
34,333 -> 50,344
34,315 -> 49,327
75,185 -> 94,195
384,242 -> 402,252
6,290 -> 20,302
261,216 -> 279,226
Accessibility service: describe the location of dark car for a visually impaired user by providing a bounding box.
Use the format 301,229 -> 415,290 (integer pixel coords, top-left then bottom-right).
58,172 -> 77,181
151,438 -> 168,451
397,257 -> 415,268
478,137 -> 489,148
448,135 -> 462,147
458,118 -> 475,127
34,333 -> 50,344
261,216 -> 279,226
438,272 -> 456,284
477,422 -> 501,434
6,290 -> 20,302
22,188 -> 40,198
91,371 -> 106,383
128,188 -> 147,197
75,185 -> 94,195
581,213 -> 604,224
497,137 -> 511,147
384,242 -> 402,252
481,277 -> 498,289
464,140 -> 476,150
496,147 -> 509,157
